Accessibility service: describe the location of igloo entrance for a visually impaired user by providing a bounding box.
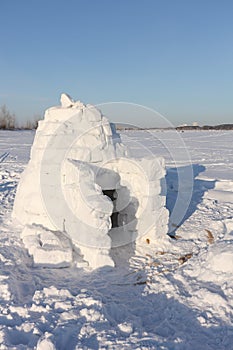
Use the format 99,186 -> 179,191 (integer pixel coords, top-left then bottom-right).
12,93 -> 170,269
102,189 -> 119,228
95,166 -> 139,247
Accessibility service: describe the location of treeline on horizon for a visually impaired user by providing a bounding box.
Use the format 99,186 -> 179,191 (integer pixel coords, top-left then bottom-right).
116,123 -> 233,131
0,105 -> 39,130
175,124 -> 233,131
0,104 -> 232,131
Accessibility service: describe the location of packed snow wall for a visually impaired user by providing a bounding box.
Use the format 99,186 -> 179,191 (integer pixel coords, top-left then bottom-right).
12,94 -> 169,268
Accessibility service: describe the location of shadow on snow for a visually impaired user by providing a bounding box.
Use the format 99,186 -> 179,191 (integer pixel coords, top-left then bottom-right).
165,164 -> 216,235
1,262 -> 233,350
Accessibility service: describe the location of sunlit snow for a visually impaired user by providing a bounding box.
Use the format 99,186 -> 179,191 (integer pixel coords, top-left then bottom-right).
0,127 -> 233,349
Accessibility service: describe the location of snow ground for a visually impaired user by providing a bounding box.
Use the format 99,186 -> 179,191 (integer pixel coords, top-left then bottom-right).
0,129 -> 233,349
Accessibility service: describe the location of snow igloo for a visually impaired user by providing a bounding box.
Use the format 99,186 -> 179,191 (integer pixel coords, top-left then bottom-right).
13,94 -> 169,268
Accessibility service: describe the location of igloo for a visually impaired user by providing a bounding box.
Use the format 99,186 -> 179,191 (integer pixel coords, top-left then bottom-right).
13,94 -> 169,268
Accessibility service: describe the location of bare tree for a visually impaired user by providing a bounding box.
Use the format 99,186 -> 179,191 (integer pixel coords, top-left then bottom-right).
22,115 -> 40,130
0,105 -> 16,129
0,105 -> 40,130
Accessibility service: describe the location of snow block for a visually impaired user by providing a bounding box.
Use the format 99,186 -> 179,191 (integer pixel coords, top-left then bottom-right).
12,93 -> 169,269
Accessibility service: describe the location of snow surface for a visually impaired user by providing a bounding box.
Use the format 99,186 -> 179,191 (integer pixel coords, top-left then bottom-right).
0,129 -> 233,349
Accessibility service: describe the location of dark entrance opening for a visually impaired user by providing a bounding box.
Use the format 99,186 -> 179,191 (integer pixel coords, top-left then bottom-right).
102,189 -> 119,228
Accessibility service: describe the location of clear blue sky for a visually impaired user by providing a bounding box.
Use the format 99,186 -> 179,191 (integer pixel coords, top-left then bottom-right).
1,0 -> 233,127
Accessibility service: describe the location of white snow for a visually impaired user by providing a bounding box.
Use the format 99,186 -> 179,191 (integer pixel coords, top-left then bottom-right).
0,128 -> 232,349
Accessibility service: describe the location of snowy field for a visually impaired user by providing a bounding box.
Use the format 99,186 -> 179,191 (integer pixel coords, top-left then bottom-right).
0,129 -> 233,349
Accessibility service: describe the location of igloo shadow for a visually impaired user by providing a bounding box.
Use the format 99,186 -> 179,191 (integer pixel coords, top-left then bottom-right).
12,94 -> 170,269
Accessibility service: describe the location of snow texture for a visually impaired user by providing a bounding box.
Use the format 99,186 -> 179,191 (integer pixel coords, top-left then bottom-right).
12,95 -> 169,269
0,129 -> 233,349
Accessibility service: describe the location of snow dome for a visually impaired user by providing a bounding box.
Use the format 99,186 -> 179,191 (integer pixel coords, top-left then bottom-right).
12,94 -> 169,268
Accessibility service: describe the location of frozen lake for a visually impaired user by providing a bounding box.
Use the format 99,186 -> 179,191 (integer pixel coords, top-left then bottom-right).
0,129 -> 232,349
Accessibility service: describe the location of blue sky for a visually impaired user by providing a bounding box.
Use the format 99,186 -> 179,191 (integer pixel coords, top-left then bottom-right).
1,0 -> 233,127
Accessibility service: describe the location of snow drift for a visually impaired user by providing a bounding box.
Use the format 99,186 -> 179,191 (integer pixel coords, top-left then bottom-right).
12,94 -> 169,268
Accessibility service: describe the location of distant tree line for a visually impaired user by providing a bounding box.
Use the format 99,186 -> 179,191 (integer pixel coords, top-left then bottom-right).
176,124 -> 233,131
116,124 -> 233,131
0,105 -> 39,130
